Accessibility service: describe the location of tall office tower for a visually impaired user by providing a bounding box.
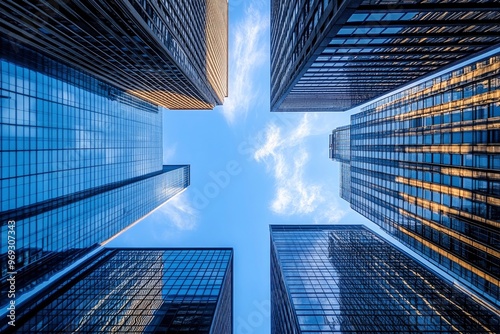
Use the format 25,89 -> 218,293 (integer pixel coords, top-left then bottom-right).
270,225 -> 499,333
329,125 -> 351,201
0,39 -> 190,303
330,52 -> 500,305
270,0 -> 500,112
0,0 -> 228,109
0,248 -> 233,333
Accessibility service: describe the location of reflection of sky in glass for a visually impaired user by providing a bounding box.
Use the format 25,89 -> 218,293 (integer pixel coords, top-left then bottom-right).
271,225 -> 499,333
4,248 -> 232,333
272,227 -> 342,332
343,52 -> 500,305
0,51 -> 189,304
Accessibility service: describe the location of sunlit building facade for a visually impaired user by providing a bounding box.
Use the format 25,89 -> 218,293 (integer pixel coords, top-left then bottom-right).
0,0 -> 228,109
0,40 -> 190,303
330,52 -> 500,305
0,248 -> 233,333
270,224 -> 499,333
271,0 -> 500,112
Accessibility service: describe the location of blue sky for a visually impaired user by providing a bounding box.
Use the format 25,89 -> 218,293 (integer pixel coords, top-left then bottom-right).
107,1 -> 371,333
106,2 -> 500,332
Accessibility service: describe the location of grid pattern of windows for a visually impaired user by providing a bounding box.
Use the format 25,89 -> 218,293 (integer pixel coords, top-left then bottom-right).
0,0 -> 228,110
0,52 -> 162,212
0,166 -> 189,304
330,126 -> 352,202
332,52 -> 500,304
1,248 -> 233,333
329,125 -> 350,162
270,225 -> 499,333
0,44 -> 190,303
339,162 -> 351,202
271,0 -> 500,112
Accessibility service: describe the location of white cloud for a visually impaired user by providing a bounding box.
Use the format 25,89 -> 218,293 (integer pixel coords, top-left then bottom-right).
254,114 -> 346,221
221,5 -> 268,124
313,196 -> 346,224
162,143 -> 177,164
157,190 -> 198,231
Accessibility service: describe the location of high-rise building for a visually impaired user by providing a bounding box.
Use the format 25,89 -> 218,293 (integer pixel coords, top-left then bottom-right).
270,224 -> 499,333
330,51 -> 500,304
0,0 -> 228,110
271,0 -> 500,112
0,248 -> 233,333
0,39 -> 190,303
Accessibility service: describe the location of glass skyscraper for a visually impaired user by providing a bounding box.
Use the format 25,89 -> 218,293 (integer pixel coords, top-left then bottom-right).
0,0 -> 228,110
0,248 -> 233,333
271,0 -> 500,112
0,39 -> 190,303
270,224 -> 499,333
330,51 -> 500,305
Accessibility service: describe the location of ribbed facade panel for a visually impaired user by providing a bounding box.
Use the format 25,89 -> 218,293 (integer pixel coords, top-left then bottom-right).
271,0 -> 500,112
0,0 -> 228,110
332,51 -> 500,305
0,248 -> 233,333
270,225 -> 499,333
0,42 -> 190,303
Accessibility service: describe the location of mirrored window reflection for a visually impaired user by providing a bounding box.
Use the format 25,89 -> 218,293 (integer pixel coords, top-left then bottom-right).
336,53 -> 500,303
271,226 -> 499,333
10,249 -> 233,333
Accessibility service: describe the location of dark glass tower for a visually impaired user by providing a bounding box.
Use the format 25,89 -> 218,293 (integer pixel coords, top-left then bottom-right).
0,40 -> 190,302
271,0 -> 500,112
330,51 -> 500,304
270,224 -> 499,333
0,0 -> 228,110
0,248 -> 233,333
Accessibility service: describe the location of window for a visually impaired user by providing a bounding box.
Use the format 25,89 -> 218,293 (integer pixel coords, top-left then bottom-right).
475,105 -> 488,120
475,131 -> 487,144
489,130 -> 500,143
452,88 -> 462,101
474,80 -> 489,95
443,112 -> 451,124
443,132 -> 451,144
491,102 -> 500,117
451,111 -> 461,123
463,131 -> 473,143
463,108 -> 473,121
475,155 -> 488,168
464,84 -> 473,98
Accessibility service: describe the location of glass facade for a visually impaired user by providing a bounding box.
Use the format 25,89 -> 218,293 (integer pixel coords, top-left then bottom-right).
0,248 -> 233,333
270,224 -> 499,333
0,41 -> 190,302
331,52 -> 500,304
0,0 -> 228,110
271,0 -> 500,112
329,126 -> 351,202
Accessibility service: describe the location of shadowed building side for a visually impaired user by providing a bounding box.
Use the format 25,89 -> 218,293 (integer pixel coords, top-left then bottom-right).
271,0 -> 500,112
0,0 -> 228,110
0,248 -> 233,334
270,225 -> 500,333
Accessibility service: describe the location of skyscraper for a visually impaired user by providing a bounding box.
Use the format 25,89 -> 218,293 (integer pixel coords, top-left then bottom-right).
330,51 -> 500,304
271,0 -> 500,112
0,39 -> 190,303
0,0 -> 228,110
270,224 -> 499,333
0,248 -> 233,333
